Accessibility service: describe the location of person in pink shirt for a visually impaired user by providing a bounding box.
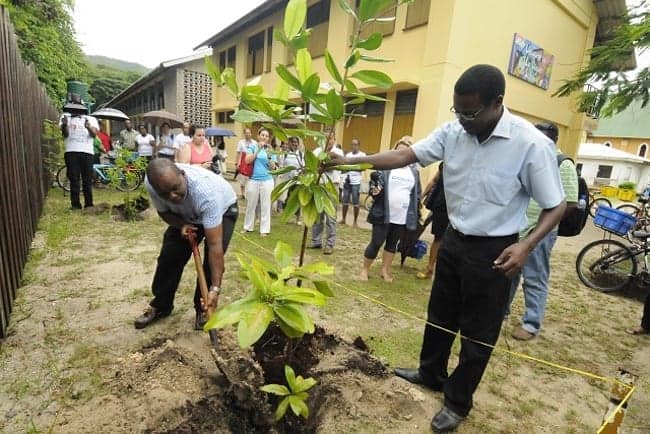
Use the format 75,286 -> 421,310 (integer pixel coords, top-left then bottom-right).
177,125 -> 214,170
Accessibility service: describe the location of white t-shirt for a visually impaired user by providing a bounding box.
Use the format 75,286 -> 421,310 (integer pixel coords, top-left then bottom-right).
313,146 -> 344,184
136,134 -> 155,156
60,114 -> 99,154
236,139 -> 256,153
157,133 -> 177,156
343,151 -> 366,185
173,133 -> 191,150
388,167 -> 415,225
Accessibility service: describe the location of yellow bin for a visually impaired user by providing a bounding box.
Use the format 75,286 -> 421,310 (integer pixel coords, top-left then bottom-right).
617,189 -> 636,202
601,186 -> 618,197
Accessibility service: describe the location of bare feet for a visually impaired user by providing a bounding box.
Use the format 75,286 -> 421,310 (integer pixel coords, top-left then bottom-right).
339,220 -> 346,225
626,326 -> 649,335
359,270 -> 369,281
380,271 -> 393,283
352,223 -> 359,229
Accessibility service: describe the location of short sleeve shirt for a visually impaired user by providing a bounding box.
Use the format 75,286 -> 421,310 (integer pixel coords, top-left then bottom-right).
411,107 -> 564,236
247,143 -> 277,182
145,163 -> 237,229
60,114 -> 99,155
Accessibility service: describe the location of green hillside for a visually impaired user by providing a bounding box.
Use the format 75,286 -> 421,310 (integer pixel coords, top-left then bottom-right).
85,56 -> 149,108
86,55 -> 149,75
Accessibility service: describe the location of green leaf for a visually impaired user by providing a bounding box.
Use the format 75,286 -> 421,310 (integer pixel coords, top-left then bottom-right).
273,78 -> 290,101
350,92 -> 388,102
351,70 -> 393,89
273,29 -> 290,47
337,0 -> 358,20
358,0 -> 394,22
325,89 -> 344,120
288,395 -> 310,418
275,287 -> 326,306
356,32 -> 383,50
288,31 -> 312,50
302,73 -> 320,99
295,48 -> 312,83
360,54 -> 394,63
273,303 -> 314,334
274,241 -> 294,268
298,172 -> 316,186
204,298 -> 258,330
284,0 -> 307,40
345,50 -> 361,69
313,187 -> 325,213
304,150 -> 319,172
322,195 -> 337,218
281,190 -> 301,222
204,56 -> 221,82
300,262 -> 335,275
298,186 -> 313,206
293,376 -> 317,393
270,165 -> 298,177
260,384 -> 291,396
331,163 -> 373,171
276,64 -> 303,91
285,365 -> 297,389
221,68 -> 239,96
324,50 -> 343,84
313,280 -> 335,297
276,315 -> 306,338
301,203 -> 319,227
309,113 -> 334,124
275,396 -> 291,421
237,302 -> 274,347
231,109 -> 274,123
344,79 -> 359,93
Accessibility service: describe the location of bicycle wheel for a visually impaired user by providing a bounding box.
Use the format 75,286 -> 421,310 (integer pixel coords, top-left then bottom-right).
363,194 -> 373,211
115,168 -> 142,192
616,203 -> 640,217
589,197 -> 612,218
56,165 -> 70,192
576,239 -> 636,292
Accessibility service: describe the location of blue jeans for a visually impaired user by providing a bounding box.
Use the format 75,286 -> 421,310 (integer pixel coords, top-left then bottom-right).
507,230 -> 558,334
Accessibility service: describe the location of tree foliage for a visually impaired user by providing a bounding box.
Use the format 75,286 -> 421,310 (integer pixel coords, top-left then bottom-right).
3,0 -> 88,103
87,63 -> 143,107
555,3 -> 649,117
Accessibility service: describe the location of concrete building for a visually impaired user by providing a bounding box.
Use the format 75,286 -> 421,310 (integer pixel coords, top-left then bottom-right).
577,142 -> 650,192
195,0 -> 628,177
586,101 -> 650,158
106,51 -> 213,134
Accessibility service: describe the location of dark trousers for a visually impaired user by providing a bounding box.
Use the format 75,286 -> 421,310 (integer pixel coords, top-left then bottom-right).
65,151 -> 94,208
364,223 -> 405,259
642,291 -> 650,330
149,205 -> 238,314
419,227 -> 517,417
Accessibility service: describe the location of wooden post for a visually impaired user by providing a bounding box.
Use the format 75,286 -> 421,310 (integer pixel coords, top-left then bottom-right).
597,369 -> 637,434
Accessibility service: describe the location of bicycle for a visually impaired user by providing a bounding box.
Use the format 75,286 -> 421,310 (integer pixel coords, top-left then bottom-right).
576,229 -> 650,292
588,191 -> 612,218
56,158 -> 142,192
614,195 -> 650,231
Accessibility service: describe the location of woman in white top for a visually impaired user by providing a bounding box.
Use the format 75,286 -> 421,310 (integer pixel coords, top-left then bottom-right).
360,139 -> 421,282
135,125 -> 156,162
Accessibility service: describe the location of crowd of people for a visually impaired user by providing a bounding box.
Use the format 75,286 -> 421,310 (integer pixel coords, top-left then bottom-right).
60,63 -> 649,433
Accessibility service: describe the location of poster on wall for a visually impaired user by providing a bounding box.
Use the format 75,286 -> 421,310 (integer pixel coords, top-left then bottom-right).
507,33 -> 554,90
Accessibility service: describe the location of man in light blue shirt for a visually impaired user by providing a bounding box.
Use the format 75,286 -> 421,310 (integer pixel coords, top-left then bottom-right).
334,64 -> 566,432
135,159 -> 238,331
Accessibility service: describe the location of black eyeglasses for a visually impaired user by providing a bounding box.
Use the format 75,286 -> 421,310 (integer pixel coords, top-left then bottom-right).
450,105 -> 484,121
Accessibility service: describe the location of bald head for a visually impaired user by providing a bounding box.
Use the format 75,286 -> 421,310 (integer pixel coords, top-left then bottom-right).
146,158 -> 186,202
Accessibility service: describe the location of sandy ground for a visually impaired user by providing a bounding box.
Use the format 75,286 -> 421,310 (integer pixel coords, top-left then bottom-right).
0,189 -> 649,433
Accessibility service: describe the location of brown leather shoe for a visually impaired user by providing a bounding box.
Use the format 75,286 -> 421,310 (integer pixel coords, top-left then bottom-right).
511,326 -> 536,341
134,307 -> 170,329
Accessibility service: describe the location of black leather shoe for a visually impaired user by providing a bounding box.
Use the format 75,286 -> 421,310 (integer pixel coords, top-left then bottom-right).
431,406 -> 465,433
394,367 -> 442,391
134,307 -> 169,329
195,311 -> 207,331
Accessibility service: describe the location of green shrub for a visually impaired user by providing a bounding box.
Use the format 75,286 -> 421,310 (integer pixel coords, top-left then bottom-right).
618,181 -> 636,190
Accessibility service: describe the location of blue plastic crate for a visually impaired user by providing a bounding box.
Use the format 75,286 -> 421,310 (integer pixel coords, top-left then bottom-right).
593,205 -> 637,236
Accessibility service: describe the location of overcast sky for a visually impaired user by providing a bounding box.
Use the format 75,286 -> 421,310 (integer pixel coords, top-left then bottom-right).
73,0 -> 265,68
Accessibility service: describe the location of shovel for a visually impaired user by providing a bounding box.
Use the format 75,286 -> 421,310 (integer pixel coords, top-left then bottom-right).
187,232 -> 219,348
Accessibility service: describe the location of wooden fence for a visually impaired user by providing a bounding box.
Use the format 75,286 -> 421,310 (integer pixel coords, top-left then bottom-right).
0,6 -> 59,338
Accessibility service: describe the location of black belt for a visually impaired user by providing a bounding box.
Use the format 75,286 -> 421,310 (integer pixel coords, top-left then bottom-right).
449,226 -> 517,241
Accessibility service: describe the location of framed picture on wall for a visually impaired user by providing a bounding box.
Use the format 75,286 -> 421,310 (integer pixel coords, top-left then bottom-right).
507,33 -> 555,90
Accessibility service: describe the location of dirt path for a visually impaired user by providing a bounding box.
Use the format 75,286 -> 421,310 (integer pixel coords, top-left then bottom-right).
0,190 -> 648,433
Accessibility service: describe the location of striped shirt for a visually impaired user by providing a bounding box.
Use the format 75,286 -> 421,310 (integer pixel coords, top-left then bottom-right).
146,163 -> 237,229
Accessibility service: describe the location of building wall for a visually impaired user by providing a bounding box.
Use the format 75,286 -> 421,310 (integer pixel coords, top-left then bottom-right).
588,136 -> 650,157
577,157 -> 649,192
208,0 -> 601,180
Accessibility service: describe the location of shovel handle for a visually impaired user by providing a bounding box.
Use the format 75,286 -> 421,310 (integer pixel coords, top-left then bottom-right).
188,233 -> 212,317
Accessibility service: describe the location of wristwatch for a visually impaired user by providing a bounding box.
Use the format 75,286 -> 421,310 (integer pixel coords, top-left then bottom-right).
209,285 -> 221,294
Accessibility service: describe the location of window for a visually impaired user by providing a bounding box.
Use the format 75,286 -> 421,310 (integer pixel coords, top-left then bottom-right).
395,89 -> 418,114
219,45 -> 237,70
346,94 -> 387,117
265,27 -> 273,72
596,165 -> 613,179
357,0 -> 396,38
217,111 -> 234,124
576,163 -> 583,176
639,143 -> 648,158
405,0 -> 430,29
247,31 -> 265,77
306,0 -> 330,57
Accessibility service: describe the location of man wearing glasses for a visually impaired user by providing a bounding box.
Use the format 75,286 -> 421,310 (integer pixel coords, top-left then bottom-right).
332,64 -> 566,432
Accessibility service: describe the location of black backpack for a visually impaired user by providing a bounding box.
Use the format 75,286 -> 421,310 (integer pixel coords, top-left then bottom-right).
556,154 -> 588,237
